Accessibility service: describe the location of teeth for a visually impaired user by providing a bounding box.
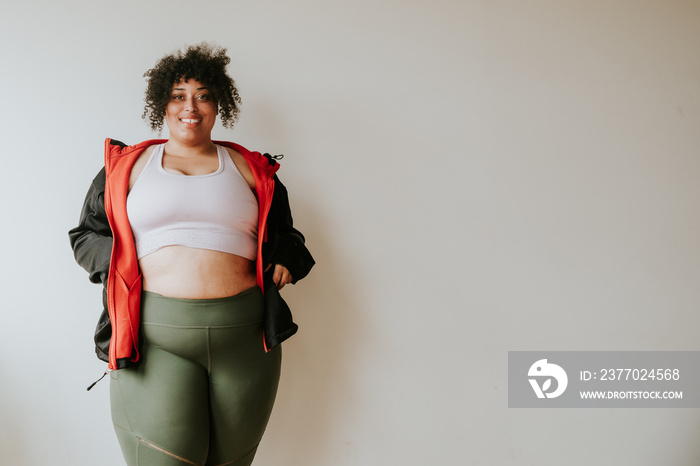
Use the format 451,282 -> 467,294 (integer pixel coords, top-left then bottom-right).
181,119 -> 200,123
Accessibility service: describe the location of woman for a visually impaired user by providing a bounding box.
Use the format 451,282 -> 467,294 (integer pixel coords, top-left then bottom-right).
69,43 -> 314,466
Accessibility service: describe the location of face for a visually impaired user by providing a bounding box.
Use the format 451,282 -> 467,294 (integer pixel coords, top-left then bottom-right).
164,79 -> 217,144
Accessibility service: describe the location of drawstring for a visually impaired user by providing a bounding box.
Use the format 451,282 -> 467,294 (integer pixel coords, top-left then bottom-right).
87,369 -> 111,391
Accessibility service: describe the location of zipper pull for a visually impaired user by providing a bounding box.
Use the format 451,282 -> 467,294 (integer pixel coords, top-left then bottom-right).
87,369 -> 111,391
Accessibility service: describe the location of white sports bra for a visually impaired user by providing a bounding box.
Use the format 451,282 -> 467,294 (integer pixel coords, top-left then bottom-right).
126,144 -> 258,260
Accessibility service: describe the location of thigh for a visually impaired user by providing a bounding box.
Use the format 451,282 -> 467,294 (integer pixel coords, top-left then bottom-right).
110,344 -> 210,466
206,332 -> 282,466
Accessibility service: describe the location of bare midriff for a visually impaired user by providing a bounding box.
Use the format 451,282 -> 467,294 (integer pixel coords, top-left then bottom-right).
139,245 -> 257,299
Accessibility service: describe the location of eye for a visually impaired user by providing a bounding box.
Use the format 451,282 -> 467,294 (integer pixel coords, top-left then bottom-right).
196,94 -> 210,101
171,94 -> 184,100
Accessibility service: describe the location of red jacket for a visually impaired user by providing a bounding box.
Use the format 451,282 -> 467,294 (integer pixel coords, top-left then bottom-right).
74,139 -> 314,370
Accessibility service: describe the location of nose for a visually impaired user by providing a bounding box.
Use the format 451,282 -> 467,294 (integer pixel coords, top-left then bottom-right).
185,96 -> 198,112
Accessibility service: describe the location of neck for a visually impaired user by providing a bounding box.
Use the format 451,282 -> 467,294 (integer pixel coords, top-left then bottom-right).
164,138 -> 216,157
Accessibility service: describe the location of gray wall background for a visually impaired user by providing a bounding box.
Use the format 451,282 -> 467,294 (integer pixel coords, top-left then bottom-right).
1,0 -> 699,464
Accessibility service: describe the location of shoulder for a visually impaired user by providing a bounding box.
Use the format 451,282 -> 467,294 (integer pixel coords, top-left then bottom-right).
105,138 -> 164,172
128,145 -> 158,191
223,145 -> 256,189
214,140 -> 279,174
104,139 -> 163,189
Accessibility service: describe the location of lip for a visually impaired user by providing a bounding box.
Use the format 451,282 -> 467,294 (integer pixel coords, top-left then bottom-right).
179,116 -> 202,125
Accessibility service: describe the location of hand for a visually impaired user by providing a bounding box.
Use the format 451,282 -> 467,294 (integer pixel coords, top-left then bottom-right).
265,264 -> 293,290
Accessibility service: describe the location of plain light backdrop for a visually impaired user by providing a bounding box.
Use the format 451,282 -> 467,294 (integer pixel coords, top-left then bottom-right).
1,0 -> 699,465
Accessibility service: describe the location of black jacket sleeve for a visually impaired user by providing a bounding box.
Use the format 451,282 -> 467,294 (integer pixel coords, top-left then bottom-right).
262,174 -> 315,283
68,167 -> 112,363
259,173 -> 315,350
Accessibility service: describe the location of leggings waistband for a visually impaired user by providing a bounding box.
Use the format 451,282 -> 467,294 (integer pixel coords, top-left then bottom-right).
141,286 -> 264,328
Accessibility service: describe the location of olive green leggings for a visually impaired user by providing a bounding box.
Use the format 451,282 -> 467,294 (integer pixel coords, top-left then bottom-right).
110,287 -> 281,466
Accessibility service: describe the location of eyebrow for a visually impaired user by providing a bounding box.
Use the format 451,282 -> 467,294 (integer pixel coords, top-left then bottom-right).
172,87 -> 209,91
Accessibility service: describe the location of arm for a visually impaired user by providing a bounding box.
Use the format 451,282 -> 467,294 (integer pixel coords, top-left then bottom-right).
262,174 -> 315,287
68,167 -> 114,363
68,167 -> 113,284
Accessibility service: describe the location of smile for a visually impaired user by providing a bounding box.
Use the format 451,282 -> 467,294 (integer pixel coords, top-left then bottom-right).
180,118 -> 201,124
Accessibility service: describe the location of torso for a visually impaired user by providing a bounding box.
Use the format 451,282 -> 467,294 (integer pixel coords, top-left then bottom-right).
129,143 -> 258,299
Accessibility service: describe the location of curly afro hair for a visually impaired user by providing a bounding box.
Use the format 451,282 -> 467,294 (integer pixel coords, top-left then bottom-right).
142,43 -> 242,132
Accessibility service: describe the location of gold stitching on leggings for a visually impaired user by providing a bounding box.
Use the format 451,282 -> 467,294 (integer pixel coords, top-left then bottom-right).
137,436 -> 202,465
211,442 -> 259,466
114,375 -> 201,465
